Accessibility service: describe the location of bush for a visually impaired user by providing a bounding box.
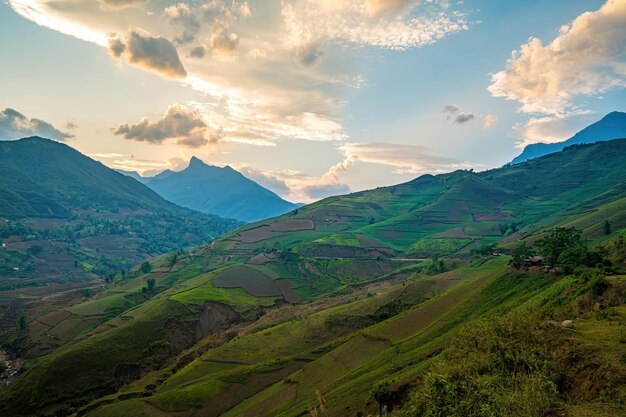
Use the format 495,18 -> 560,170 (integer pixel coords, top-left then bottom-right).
140,261 -> 152,274
396,314 -> 572,417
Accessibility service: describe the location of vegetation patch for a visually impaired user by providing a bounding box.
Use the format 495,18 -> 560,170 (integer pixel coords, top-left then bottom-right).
270,219 -> 315,232
236,226 -> 273,243
212,265 -> 282,297
407,238 -> 472,258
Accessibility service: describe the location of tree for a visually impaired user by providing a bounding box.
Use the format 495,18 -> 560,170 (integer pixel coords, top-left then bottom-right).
372,381 -> 391,416
540,227 -> 585,267
27,244 -> 43,256
603,220 -> 612,236
140,261 -> 152,274
169,253 -> 178,267
471,243 -> 496,256
147,277 -> 156,292
511,242 -> 532,269
18,314 -> 27,331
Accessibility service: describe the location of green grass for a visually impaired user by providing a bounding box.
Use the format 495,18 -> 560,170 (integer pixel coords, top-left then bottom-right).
406,238 -> 473,258
171,280 -> 278,312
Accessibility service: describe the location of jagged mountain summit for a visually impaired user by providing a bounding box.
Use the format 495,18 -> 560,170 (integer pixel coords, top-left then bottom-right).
139,157 -> 299,223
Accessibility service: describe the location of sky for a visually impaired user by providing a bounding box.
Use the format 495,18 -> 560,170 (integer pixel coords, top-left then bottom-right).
1,0 -> 625,203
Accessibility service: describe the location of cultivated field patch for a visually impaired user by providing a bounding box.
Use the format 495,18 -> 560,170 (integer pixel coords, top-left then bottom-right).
247,252 -> 278,265
235,226 -> 273,243
37,310 -> 71,327
407,238 -> 473,258
212,266 -> 281,297
274,280 -> 301,303
270,219 -> 315,232
356,234 -> 391,249
473,212 -> 514,221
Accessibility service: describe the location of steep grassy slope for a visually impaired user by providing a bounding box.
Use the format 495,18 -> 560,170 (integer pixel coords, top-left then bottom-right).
0,138 -> 242,359
0,137 -> 241,282
144,157 -> 298,222
76,256 -> 626,417
0,137 -> 173,217
2,139 -> 626,416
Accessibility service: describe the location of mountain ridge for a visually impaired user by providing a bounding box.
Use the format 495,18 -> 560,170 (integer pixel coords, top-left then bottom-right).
2,138 -> 626,416
0,136 -> 242,283
142,156 -> 299,222
511,111 -> 626,164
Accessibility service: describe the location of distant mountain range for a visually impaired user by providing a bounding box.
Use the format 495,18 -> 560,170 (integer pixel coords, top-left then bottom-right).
511,111 -> 626,164
0,137 -> 241,281
120,157 -> 299,223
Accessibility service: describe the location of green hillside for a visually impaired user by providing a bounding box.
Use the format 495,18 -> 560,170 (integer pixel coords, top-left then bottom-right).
0,137 -> 241,279
0,138 -> 242,356
1,139 -> 626,416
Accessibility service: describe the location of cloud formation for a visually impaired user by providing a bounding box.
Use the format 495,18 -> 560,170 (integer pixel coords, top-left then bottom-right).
483,114 -> 497,129
489,0 -> 626,115
91,153 -> 189,177
210,24 -> 239,58
443,104 -> 474,124
513,112 -> 596,148
109,31 -> 187,79
442,104 -> 496,126
0,108 -> 73,141
294,41 -> 325,67
364,0 -> 414,17
7,0 -> 470,150
113,104 -> 222,148
282,0 -> 469,51
98,0 -> 146,11
188,45 -> 207,59
301,182 -> 351,200
338,142 -> 470,174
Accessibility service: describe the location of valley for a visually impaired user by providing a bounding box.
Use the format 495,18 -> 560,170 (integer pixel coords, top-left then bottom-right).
3,1 -> 626,415
0,139 -> 624,416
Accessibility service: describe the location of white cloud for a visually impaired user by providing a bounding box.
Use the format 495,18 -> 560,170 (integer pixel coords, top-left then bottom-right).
282,0 -> 469,51
0,108 -> 73,141
489,0 -> 626,115
98,0 -> 146,11
443,104 -> 495,127
364,0 -> 414,17
113,104 -> 222,148
7,0 -> 472,167
483,114 -> 497,129
227,163 -> 350,202
8,0 -> 108,46
294,41 -> 325,67
337,142 -> 472,174
210,24 -> 240,58
112,30 -> 187,79
91,153 -> 188,176
512,112 -> 596,148
301,182 -> 351,200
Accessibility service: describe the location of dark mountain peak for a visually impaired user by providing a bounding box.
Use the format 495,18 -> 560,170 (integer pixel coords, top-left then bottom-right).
0,137 -> 215,218
603,110 -> 626,120
511,110 -> 626,164
145,160 -> 298,222
188,156 -> 208,169
17,136 -> 63,146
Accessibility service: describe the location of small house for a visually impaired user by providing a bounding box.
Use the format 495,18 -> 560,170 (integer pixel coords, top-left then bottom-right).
523,255 -> 544,267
